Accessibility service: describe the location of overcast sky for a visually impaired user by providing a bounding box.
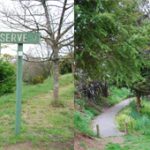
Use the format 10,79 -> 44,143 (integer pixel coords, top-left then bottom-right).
0,0 -> 74,57
1,0 -> 148,56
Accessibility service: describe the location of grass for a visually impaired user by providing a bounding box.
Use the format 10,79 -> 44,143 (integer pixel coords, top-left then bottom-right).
0,74 -> 73,104
0,74 -> 74,149
111,97 -> 150,150
116,99 -> 150,134
74,97 -> 99,137
108,87 -> 130,105
105,143 -> 123,150
105,135 -> 150,150
74,109 -> 96,136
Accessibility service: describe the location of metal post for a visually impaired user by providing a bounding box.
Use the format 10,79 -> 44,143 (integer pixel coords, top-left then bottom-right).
15,43 -> 23,135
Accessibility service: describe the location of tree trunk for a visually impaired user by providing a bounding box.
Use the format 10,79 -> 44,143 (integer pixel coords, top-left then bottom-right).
71,62 -> 75,74
102,82 -> 109,97
53,47 -> 59,103
136,95 -> 142,112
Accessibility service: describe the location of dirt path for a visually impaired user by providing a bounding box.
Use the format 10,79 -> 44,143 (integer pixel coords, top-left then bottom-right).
92,98 -> 133,138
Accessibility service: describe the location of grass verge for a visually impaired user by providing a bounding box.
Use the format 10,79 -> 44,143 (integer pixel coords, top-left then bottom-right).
0,74 -> 74,149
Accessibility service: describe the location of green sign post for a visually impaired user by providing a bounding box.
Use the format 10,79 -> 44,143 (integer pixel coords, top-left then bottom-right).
0,32 -> 40,135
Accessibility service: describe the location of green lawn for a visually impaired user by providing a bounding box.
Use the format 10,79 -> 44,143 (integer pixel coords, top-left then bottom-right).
0,74 -> 74,150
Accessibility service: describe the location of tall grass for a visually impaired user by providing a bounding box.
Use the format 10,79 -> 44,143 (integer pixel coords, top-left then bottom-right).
74,110 -> 95,136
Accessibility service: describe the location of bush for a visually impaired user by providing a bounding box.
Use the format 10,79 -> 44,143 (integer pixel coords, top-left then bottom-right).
0,60 -> 16,95
32,75 -> 44,84
23,61 -> 51,84
117,114 -> 136,132
60,59 -> 72,75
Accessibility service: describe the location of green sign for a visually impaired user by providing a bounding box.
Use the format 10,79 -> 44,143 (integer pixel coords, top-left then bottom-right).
0,32 -> 40,44
0,31 -> 40,135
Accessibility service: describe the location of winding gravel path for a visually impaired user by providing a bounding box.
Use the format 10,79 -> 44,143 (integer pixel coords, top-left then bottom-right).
92,98 -> 133,138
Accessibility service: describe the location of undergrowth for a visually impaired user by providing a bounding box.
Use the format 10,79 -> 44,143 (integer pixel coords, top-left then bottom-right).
108,87 -> 130,105
117,98 -> 150,135
74,110 -> 95,136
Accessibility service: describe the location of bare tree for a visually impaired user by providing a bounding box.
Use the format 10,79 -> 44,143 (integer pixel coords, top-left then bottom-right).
0,0 -> 74,103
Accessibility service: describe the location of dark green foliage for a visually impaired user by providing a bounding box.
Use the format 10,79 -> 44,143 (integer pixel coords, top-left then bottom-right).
84,106 -> 100,116
132,66 -> 150,98
60,59 -> 72,75
23,61 -> 51,84
75,0 -> 150,85
0,60 -> 16,95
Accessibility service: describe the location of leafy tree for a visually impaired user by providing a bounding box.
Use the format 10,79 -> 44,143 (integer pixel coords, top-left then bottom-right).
75,0 -> 148,83
0,0 -> 74,104
132,51 -> 150,111
75,0 -> 150,107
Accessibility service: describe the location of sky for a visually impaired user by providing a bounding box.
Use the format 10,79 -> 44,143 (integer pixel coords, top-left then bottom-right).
0,0 -> 20,56
1,0 -> 148,57
0,0 -> 74,57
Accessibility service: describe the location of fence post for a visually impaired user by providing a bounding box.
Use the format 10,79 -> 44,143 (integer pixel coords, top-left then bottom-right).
96,124 -> 100,138
125,121 -> 128,134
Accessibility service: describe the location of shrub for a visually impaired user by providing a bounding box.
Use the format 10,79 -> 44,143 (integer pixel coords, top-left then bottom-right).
0,60 -> 16,95
117,114 -> 136,132
60,59 -> 72,75
23,61 -> 51,84
32,75 -> 44,84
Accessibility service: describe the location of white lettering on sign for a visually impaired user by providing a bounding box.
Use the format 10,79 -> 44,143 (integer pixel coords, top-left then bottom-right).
0,33 -> 28,43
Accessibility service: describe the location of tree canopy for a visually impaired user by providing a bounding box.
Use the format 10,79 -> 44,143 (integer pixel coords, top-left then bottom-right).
75,0 -> 150,86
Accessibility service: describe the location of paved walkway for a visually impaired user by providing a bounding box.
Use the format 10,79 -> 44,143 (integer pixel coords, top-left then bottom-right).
92,98 -> 133,138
